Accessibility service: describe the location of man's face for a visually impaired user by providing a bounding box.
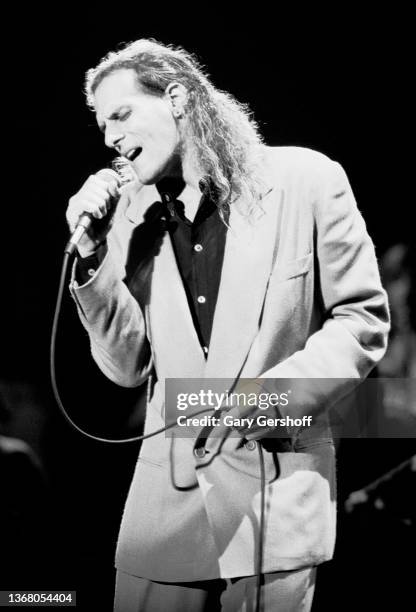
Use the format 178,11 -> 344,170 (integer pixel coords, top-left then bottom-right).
94,69 -> 182,184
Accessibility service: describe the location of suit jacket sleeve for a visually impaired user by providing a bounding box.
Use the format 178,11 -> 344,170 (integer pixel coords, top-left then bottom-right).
69,243 -> 153,388
258,159 -> 390,417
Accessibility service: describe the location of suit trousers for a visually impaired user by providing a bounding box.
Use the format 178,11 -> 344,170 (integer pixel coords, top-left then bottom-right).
113,567 -> 316,612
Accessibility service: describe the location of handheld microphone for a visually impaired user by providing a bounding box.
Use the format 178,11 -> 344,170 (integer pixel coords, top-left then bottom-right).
64,157 -> 135,255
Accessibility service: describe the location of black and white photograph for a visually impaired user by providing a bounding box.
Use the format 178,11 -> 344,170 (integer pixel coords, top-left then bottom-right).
2,9 -> 415,611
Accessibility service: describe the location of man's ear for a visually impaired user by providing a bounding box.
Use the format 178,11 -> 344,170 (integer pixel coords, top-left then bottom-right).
165,82 -> 188,118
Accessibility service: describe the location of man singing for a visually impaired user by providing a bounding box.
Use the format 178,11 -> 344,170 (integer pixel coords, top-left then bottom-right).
66,39 -> 389,611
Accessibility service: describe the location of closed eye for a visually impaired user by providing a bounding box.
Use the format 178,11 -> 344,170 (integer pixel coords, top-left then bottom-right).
97,108 -> 132,133
118,110 -> 131,122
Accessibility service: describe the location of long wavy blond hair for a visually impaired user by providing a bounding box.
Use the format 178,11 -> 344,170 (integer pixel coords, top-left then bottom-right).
85,39 -> 266,219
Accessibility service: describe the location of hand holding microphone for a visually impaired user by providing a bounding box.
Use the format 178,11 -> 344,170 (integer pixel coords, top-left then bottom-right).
65,168 -> 122,257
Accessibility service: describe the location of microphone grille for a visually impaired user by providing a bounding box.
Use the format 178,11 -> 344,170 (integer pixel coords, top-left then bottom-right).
111,156 -> 136,187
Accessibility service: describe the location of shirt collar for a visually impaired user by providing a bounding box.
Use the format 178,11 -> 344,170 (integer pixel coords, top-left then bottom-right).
156,176 -> 219,222
155,176 -> 215,198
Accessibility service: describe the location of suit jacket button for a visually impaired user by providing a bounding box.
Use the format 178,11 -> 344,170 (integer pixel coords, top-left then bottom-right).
245,440 -> 257,451
194,447 -> 206,458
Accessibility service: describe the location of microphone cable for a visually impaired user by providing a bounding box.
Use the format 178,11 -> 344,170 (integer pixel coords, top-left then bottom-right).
256,442 -> 266,611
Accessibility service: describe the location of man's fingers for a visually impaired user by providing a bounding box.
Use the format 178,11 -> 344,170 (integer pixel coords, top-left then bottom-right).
67,199 -> 105,227
95,169 -> 120,196
65,169 -> 122,251
89,176 -> 119,197
95,168 -> 120,182
84,182 -> 112,199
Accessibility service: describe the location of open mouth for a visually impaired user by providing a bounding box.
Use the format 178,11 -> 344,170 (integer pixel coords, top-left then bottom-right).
125,147 -> 142,162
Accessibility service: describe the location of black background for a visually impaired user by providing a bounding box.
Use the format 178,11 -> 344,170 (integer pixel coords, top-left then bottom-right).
2,8 -> 414,611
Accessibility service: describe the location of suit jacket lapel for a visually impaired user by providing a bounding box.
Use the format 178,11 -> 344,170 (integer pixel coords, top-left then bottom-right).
205,183 -> 281,381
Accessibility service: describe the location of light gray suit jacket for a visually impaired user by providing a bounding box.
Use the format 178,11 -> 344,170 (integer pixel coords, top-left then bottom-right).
70,146 -> 389,581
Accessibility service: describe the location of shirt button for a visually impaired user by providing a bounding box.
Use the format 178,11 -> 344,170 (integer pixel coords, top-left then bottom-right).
203,346 -> 209,355
194,447 -> 206,458
245,440 -> 257,451
197,296 -> 206,304
87,268 -> 96,277
194,244 -> 203,252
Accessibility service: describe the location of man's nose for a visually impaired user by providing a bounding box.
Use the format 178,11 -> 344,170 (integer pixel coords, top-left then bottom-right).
105,129 -> 125,150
